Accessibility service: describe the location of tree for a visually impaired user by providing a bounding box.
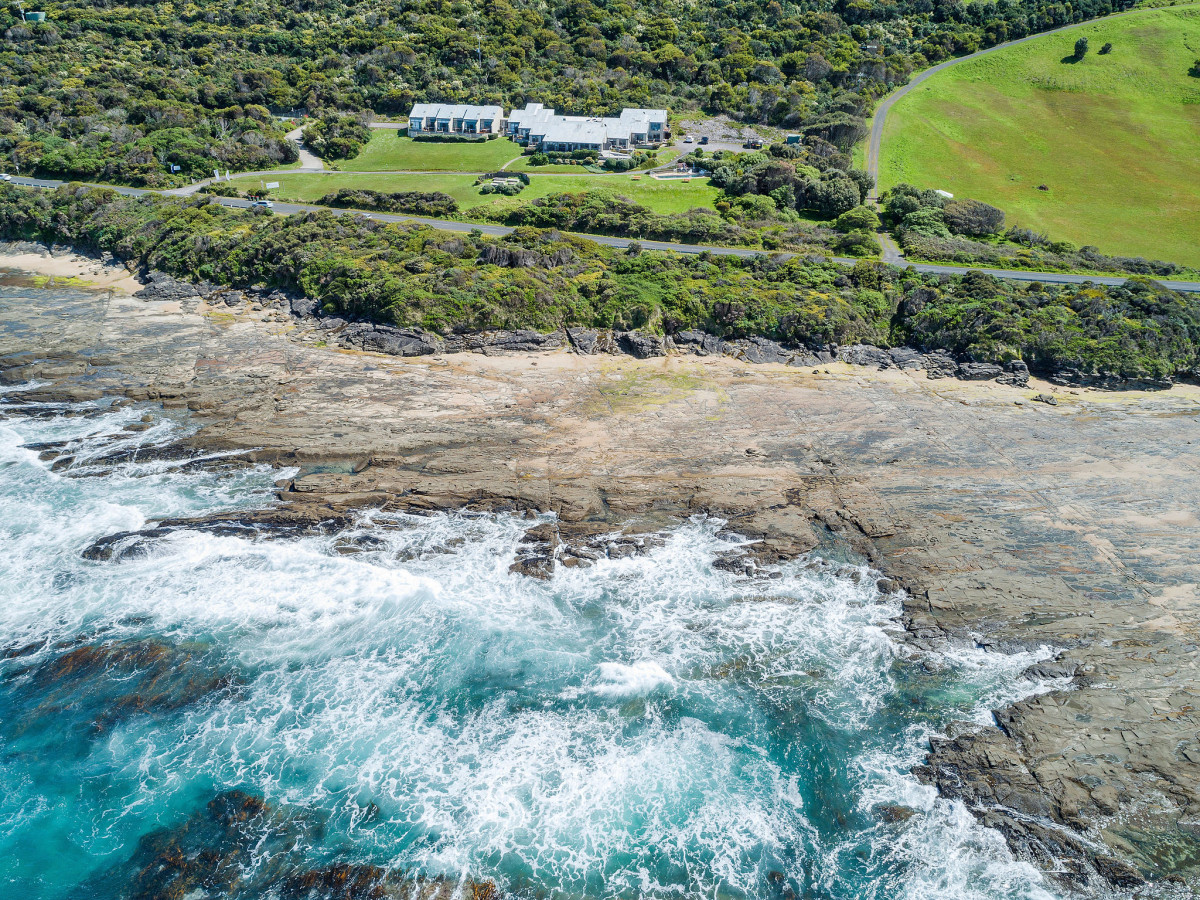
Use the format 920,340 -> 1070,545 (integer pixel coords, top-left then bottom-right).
834,205 -> 880,233
1073,37 -> 1089,59
901,207 -> 951,238
1099,42 -> 1112,54
942,198 -> 1005,236
1190,59 -> 1200,78
804,172 -> 861,218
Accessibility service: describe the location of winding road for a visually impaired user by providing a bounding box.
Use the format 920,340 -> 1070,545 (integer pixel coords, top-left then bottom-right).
6,176 -> 1199,293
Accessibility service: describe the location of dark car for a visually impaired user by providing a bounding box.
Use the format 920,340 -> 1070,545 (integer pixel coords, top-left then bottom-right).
699,136 -> 709,145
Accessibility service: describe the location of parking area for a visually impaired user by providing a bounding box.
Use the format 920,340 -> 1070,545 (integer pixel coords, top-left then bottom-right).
672,115 -> 775,154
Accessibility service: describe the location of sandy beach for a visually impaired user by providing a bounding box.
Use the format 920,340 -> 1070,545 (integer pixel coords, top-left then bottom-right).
0,245 -> 144,294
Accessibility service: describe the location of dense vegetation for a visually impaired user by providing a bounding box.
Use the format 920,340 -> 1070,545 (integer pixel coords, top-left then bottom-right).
4,184 -> 1196,381
0,0 -> 1138,185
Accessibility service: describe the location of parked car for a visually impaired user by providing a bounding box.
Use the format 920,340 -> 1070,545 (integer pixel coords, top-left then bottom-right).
250,199 -> 274,210
683,134 -> 694,143
699,136 -> 709,145
0,173 -> 11,181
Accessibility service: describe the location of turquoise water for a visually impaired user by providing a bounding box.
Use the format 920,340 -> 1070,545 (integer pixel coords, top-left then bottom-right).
0,391 -> 1066,900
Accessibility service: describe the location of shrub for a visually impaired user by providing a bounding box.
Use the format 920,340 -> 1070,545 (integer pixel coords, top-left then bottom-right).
317,188 -> 458,217
880,183 -> 947,225
1099,42 -> 1113,54
732,194 -> 779,221
942,198 -> 1005,236
1073,36 -> 1089,58
833,231 -> 881,257
529,153 -> 549,166
1006,226 -> 1048,247
834,206 -> 880,233
801,171 -> 860,217
303,113 -> 372,160
901,207 -> 950,238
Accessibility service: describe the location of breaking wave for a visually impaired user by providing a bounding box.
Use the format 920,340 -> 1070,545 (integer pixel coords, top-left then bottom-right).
0,398 -> 1067,900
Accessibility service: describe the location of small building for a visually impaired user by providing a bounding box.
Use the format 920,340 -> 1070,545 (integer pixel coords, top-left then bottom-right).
785,134 -> 802,145
407,104 -> 506,137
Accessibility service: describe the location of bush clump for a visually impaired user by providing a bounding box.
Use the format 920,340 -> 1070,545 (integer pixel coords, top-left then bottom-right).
303,113 -> 372,160
316,188 -> 458,217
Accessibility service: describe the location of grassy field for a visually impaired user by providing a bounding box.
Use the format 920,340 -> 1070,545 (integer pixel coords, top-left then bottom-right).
342,131 -> 523,171
879,5 -> 1200,267
254,172 -> 722,216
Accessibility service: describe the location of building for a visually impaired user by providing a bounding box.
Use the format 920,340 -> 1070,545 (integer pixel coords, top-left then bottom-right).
506,103 -> 668,152
406,102 -> 669,151
407,104 -> 506,137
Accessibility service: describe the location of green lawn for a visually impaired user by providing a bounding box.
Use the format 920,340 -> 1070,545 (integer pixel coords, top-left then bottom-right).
252,172 -> 722,217
879,4 -> 1200,267
341,131 -> 524,172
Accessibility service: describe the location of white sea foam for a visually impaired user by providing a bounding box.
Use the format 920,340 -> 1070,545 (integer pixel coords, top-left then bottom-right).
590,661 -> 676,698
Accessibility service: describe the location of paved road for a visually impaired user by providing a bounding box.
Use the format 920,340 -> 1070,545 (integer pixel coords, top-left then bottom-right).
7,177 -> 1198,292
864,6 -> 1172,193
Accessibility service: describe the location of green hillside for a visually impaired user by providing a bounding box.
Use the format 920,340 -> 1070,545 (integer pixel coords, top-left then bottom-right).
880,5 -> 1200,267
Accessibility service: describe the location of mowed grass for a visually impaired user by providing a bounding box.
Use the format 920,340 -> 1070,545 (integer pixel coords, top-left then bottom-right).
342,131 -> 523,171
879,5 -> 1200,267
253,172 -> 722,216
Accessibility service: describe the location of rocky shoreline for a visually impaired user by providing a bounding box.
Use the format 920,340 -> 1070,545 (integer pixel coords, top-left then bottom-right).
12,238 -> 1192,391
133,267 -> 1037,386
3,263 -> 1200,894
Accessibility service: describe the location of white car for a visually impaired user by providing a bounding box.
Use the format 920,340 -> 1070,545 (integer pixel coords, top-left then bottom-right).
250,199 -> 274,210
683,135 -> 695,143
0,174 -> 11,182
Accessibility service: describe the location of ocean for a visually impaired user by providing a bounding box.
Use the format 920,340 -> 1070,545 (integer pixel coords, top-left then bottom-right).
0,383 -> 1067,899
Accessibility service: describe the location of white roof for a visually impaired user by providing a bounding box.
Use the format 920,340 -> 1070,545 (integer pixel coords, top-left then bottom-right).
408,103 -> 503,121
508,103 -> 557,130
541,119 -> 608,145
620,108 -> 667,123
506,104 -> 668,144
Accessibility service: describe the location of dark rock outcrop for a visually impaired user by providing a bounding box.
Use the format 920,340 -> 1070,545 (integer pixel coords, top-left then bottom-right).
337,324 -> 440,357
838,344 -> 893,368
134,272 -> 217,302
997,360 -> 1030,387
956,361 -> 1004,381
671,330 -> 730,357
455,329 -> 566,354
727,335 -> 795,365
4,637 -> 241,736
922,350 -> 958,379
290,296 -> 320,318
888,347 -> 925,370
616,331 -> 666,359
82,509 -> 357,561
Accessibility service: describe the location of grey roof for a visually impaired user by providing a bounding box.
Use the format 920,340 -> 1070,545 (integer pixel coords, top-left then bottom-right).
408,103 -> 503,121
540,119 -> 608,145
